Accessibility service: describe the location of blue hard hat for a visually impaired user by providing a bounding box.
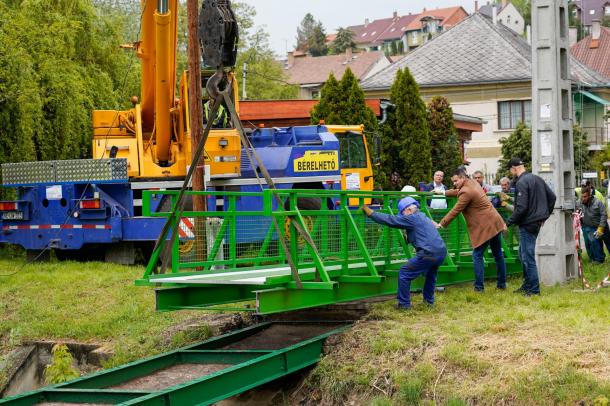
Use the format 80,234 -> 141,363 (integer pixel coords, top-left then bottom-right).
398,196 -> 419,213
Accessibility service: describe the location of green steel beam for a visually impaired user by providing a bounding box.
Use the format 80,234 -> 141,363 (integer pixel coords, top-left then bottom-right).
0,323 -> 348,406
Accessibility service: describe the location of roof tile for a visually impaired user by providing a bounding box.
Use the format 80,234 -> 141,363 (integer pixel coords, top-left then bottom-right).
286,51 -> 388,85
570,27 -> 610,79
361,13 -> 610,90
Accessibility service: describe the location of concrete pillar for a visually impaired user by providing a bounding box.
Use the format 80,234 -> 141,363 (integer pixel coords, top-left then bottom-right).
531,0 -> 577,285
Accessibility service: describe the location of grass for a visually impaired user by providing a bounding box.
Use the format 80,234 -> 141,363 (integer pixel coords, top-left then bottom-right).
304,262 -> 610,405
0,256 -> 209,380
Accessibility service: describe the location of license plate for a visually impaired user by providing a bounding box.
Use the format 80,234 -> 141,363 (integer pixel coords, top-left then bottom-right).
2,211 -> 23,220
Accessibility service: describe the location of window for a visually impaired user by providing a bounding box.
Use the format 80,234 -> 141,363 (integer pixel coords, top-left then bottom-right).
336,131 -> 367,169
311,90 -> 320,99
498,100 -> 532,129
605,5 -> 610,15
411,31 -> 418,43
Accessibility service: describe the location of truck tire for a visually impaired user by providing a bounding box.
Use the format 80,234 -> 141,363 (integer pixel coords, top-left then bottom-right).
26,249 -> 50,263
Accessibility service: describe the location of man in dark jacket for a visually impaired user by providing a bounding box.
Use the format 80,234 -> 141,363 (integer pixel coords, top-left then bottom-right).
362,197 -> 447,309
506,158 -> 556,296
578,186 -> 609,264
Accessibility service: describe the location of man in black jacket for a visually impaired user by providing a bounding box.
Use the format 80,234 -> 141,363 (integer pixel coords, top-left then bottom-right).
506,158 -> 556,296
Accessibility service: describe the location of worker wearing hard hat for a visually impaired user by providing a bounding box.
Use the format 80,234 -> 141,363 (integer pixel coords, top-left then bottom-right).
362,197 -> 447,310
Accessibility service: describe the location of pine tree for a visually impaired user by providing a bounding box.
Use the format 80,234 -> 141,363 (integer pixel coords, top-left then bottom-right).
308,23 -> 328,56
296,13 -> 317,52
427,96 -> 462,187
310,68 -> 378,134
381,68 -> 432,189
329,27 -> 355,55
295,13 -> 327,55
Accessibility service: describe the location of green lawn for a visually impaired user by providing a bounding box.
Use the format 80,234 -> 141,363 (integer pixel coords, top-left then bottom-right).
304,262 -> 610,406
1,255 -> 609,405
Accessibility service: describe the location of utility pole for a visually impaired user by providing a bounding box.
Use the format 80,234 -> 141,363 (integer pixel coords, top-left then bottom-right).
187,0 -> 206,262
531,0 -> 577,284
242,62 -> 247,100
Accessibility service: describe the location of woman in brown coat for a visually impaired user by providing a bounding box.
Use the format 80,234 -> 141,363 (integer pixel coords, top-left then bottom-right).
436,168 -> 507,291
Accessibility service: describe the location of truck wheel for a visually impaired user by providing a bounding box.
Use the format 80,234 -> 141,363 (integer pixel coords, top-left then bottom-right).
26,249 -> 50,263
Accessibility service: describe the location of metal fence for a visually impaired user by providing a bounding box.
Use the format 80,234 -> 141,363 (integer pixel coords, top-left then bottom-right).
137,189 -> 520,314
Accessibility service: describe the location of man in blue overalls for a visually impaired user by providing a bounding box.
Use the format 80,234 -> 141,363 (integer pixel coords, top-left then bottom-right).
362,197 -> 447,309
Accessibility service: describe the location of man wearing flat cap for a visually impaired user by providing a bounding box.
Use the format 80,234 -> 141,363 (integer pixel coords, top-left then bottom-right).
506,157 -> 556,296
362,197 -> 447,310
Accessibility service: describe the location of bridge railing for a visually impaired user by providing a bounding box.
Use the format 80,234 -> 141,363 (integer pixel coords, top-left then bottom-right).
137,189 -> 520,313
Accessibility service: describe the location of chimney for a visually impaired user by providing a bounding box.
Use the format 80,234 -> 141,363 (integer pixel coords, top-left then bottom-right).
365,18 -> 370,27
501,0 -> 508,7
393,11 -> 398,19
422,7 -> 426,13
287,51 -> 295,67
526,25 -> 531,44
592,20 -> 601,40
569,26 -> 578,47
345,47 -> 353,61
492,6 -> 497,24
474,0 -> 479,12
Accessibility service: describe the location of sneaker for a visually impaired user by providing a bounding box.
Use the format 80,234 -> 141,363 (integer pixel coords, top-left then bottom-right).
513,286 -> 526,294
474,288 -> 484,293
394,304 -> 411,311
497,285 -> 507,290
523,291 -> 540,297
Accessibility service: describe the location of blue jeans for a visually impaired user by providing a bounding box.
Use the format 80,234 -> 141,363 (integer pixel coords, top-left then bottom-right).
582,225 -> 605,263
518,226 -> 540,294
398,251 -> 446,308
472,232 -> 507,291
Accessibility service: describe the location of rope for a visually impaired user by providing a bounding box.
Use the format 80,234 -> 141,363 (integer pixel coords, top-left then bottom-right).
572,211 -> 610,290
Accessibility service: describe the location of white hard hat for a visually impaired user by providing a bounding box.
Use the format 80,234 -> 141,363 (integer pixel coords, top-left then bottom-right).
401,185 -> 416,192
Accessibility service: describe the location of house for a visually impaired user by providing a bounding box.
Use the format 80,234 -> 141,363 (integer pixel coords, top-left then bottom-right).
373,13 -> 418,54
403,6 -> 469,51
570,0 -> 610,33
347,7 -> 468,53
571,21 -> 610,146
284,50 -> 390,99
348,16 -> 397,51
478,0 -> 525,35
361,13 -> 610,176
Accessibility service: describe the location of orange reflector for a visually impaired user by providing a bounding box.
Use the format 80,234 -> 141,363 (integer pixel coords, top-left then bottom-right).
0,202 -> 18,211
80,199 -> 101,209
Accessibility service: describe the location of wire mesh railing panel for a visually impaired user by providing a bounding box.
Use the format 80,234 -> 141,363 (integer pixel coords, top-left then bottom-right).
141,189 -> 520,283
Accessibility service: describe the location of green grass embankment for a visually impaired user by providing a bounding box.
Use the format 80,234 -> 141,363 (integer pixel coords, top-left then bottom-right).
0,258 -> 206,373
305,263 -> 610,405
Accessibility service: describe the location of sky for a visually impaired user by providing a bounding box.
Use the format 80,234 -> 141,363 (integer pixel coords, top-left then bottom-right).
239,0 -> 476,55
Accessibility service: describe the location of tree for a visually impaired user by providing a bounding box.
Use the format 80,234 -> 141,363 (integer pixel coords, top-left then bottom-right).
296,13 -> 317,52
232,3 -> 298,99
497,122 -> 591,180
427,96 -> 462,187
295,13 -> 327,56
308,23 -> 328,56
497,122 -> 532,180
310,68 -> 378,134
378,68 -> 431,189
329,27 -> 355,55
0,0 -> 135,174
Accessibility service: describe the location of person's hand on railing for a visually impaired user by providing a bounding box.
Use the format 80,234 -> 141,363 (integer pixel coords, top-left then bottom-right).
361,205 -> 374,217
432,220 -> 442,229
